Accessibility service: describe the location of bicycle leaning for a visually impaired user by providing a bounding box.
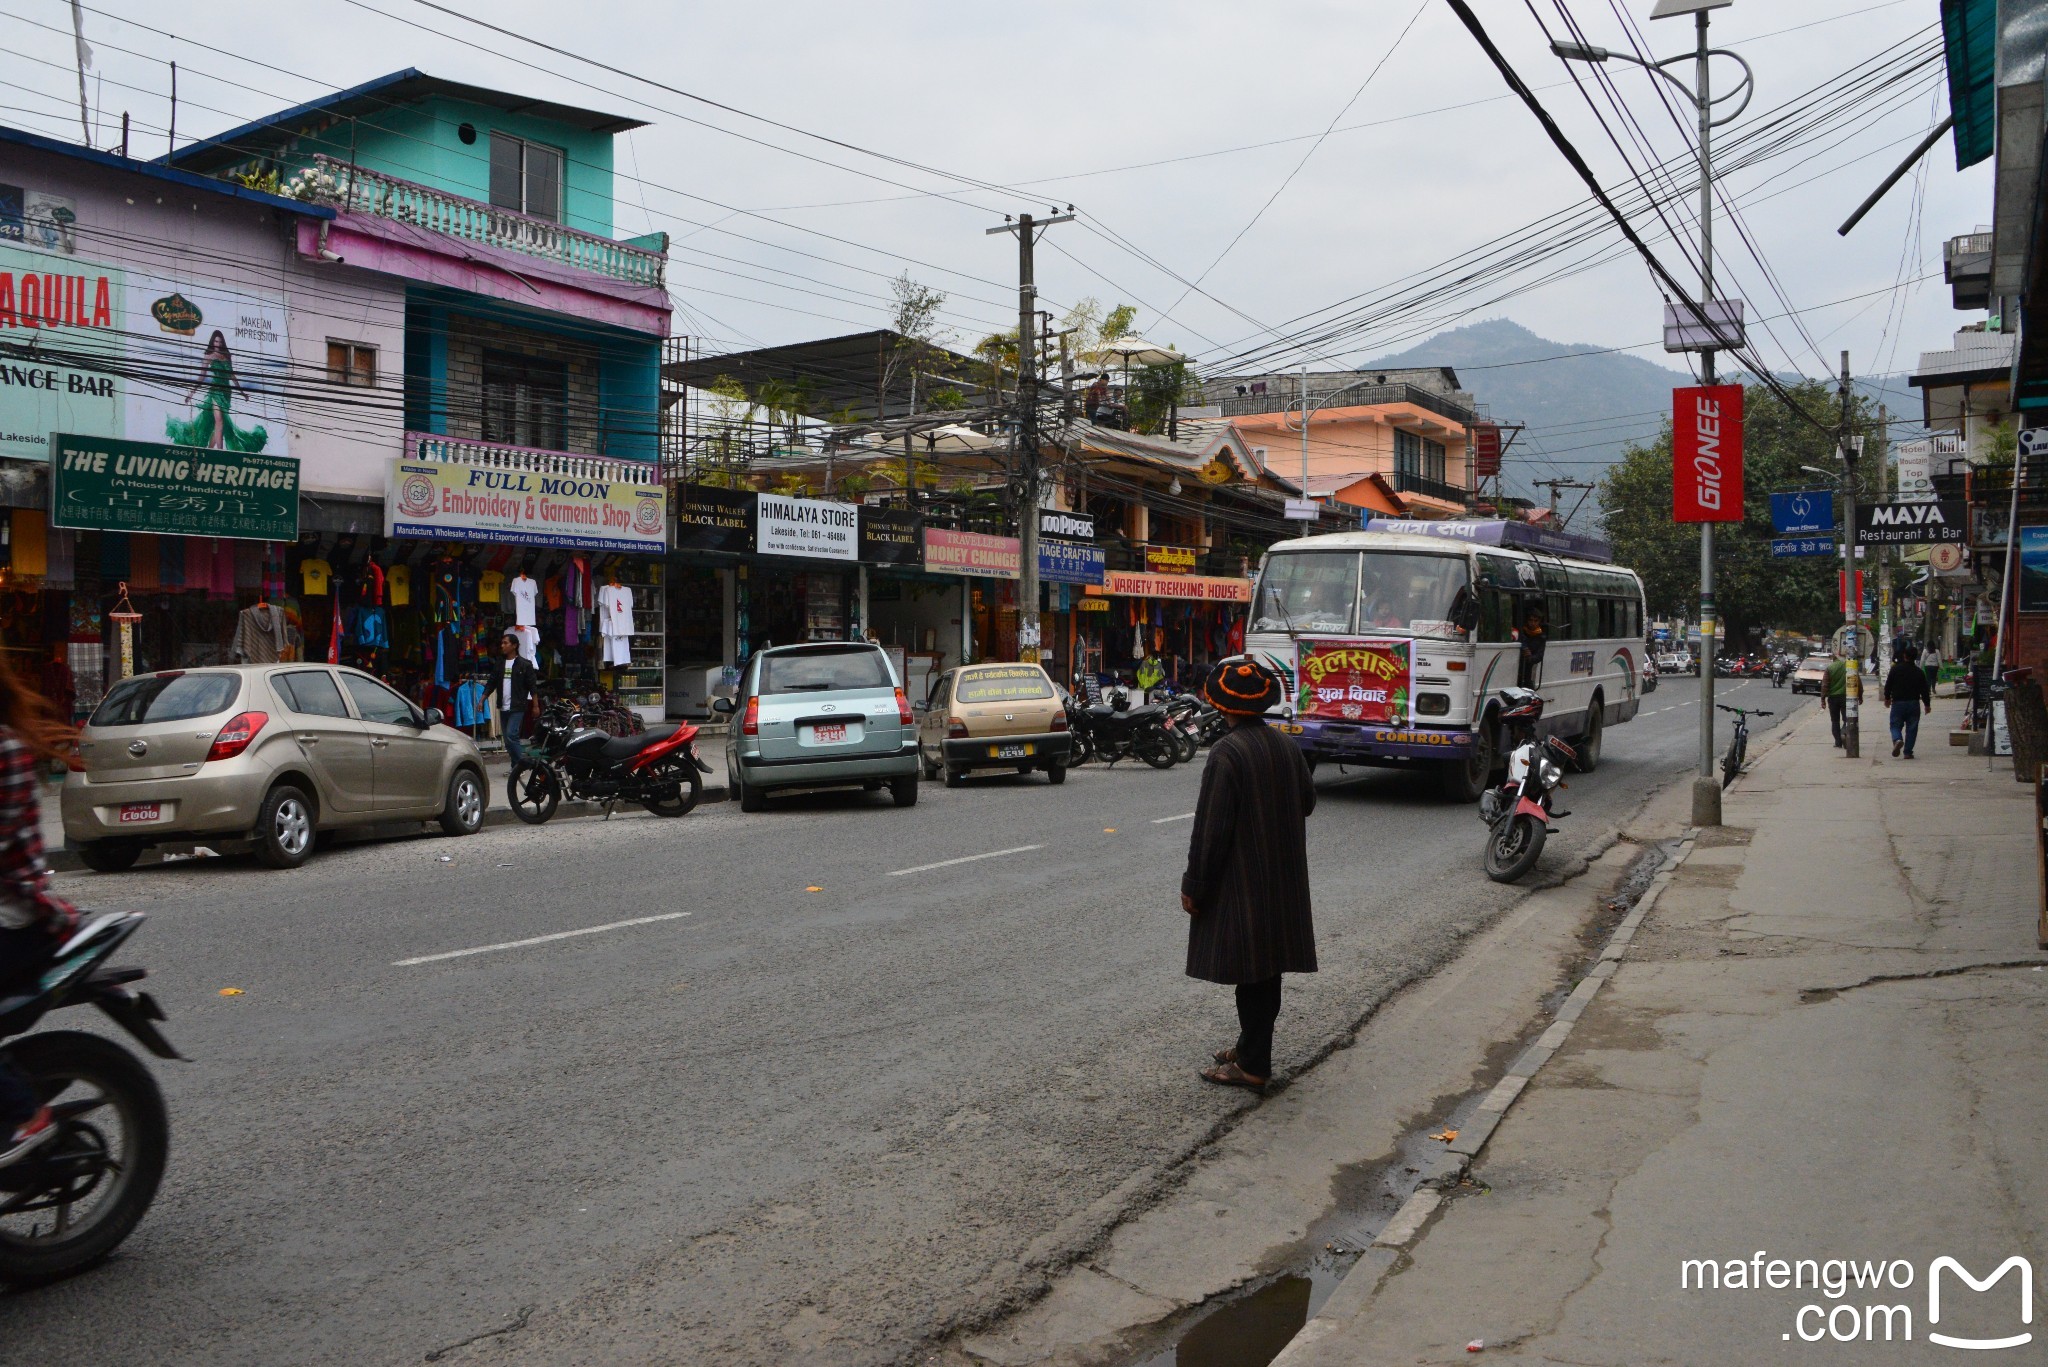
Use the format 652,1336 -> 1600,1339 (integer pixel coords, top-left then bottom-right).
1715,702 -> 1773,788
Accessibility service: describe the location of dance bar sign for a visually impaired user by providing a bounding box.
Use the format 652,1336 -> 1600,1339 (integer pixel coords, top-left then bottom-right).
50,432 -> 298,540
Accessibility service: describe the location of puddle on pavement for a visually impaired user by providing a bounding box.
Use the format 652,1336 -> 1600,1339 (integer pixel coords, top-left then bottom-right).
1127,1252 -> 1347,1367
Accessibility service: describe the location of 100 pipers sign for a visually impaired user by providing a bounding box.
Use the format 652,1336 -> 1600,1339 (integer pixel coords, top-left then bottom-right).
1672,384 -> 1744,523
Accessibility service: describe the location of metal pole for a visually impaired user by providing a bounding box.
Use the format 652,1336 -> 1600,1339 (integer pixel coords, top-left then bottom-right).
1840,350 -> 1861,758
1016,214 -> 1041,666
1693,7 -> 1722,826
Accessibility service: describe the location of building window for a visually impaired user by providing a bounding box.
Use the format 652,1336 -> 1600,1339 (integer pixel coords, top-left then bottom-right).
326,341 -> 376,387
1394,429 -> 1447,485
488,134 -> 564,222
482,350 -> 568,451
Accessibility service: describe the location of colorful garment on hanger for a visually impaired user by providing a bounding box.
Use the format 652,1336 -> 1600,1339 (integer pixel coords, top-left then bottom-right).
562,557 -> 591,645
453,678 -> 487,729
478,570 -> 503,604
363,562 -> 385,606
327,593 -> 344,664
301,557 -> 332,597
387,564 -> 411,606
429,560 -> 460,626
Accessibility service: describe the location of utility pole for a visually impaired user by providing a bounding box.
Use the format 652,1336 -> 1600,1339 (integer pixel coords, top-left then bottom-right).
1532,478 -> 1596,526
1690,3 -> 1723,827
987,210 -> 1072,664
1839,350 -> 1862,759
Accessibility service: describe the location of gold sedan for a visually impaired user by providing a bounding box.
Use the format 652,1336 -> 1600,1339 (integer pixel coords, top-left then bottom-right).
916,663 -> 1074,788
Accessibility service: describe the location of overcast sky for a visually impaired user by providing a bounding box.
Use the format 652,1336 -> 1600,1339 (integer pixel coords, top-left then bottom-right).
2,0 -> 1980,399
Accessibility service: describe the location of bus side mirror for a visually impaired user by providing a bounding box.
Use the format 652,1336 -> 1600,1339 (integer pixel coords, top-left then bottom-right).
1450,587 -> 1480,632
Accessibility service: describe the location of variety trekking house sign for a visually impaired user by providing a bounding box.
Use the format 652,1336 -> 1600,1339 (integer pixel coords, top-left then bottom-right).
51,433 -> 298,540
387,453 -> 667,553
0,242 -> 293,461
1671,384 -> 1744,523
1294,638 -> 1411,724
1853,500 -> 1967,546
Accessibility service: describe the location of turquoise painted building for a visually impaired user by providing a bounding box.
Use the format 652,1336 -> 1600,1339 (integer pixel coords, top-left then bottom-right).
167,70 -> 668,462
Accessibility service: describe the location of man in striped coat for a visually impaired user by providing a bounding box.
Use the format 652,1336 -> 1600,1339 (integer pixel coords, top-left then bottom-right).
1181,657 -> 1317,1091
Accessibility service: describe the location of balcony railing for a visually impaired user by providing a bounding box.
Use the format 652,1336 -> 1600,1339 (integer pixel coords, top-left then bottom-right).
405,432 -> 656,485
1393,470 -> 1472,505
306,155 -> 665,289
1209,381 -> 1477,428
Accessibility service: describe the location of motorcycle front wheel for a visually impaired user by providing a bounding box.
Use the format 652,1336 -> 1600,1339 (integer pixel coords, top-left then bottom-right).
1483,812 -> 1546,883
642,755 -> 704,817
508,760 -> 562,824
0,1031 -> 168,1286
1168,725 -> 1198,764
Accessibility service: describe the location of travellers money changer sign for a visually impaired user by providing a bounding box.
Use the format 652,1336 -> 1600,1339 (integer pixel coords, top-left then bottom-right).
1671,384 -> 1744,523
1854,500 -> 1967,546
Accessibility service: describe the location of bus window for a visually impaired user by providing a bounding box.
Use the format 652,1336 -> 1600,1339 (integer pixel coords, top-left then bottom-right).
1357,552 -> 1470,632
1480,584 -> 1516,643
1548,593 -> 1572,640
1253,551 -> 1359,634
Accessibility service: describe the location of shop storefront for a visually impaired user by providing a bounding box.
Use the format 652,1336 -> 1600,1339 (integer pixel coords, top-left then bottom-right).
365,442 -> 669,728
1037,509 -> 1108,685
1081,567 -> 1252,690
916,527 -> 1021,676
0,434 -> 303,721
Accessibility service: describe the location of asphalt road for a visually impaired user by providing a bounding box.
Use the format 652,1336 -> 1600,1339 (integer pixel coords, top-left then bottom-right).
3,676 -> 1809,1366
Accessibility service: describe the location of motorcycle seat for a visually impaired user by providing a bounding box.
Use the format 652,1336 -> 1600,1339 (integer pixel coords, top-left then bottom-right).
1084,704 -> 1118,719
1123,704 -> 1166,721
595,724 -> 679,765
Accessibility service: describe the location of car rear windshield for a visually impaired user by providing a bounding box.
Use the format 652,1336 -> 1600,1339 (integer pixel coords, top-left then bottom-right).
759,646 -> 893,694
90,672 -> 241,726
956,667 -> 1053,703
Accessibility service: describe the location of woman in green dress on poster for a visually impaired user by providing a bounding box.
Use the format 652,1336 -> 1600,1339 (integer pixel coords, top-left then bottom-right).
166,330 -> 268,452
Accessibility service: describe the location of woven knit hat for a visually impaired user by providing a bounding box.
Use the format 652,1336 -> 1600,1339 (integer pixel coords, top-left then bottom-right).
1204,656 -> 1281,716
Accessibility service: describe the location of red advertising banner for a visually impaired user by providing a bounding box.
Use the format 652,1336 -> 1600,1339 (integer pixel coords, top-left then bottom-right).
1671,384 -> 1744,523
1472,422 -> 1502,478
1295,638 -> 1411,723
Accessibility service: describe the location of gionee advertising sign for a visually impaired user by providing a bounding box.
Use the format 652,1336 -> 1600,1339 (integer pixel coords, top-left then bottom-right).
1672,384 -> 1744,523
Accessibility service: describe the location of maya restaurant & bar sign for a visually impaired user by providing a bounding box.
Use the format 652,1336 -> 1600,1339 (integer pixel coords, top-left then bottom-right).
50,433 -> 298,540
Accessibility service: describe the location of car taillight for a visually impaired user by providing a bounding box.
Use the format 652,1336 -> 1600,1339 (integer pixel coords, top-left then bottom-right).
741,697 -> 759,737
946,721 -> 969,739
1051,711 -> 1069,731
894,687 -> 913,725
205,711 -> 269,763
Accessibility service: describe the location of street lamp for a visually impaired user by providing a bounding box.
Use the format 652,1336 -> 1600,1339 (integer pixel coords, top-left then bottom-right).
1554,0 -> 1753,827
1284,370 -> 1399,507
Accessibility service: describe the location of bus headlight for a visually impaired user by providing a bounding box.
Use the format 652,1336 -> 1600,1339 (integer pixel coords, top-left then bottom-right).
1414,692 -> 1450,716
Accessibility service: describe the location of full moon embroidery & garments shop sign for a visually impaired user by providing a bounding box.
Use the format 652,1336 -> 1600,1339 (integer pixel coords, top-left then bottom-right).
51,433 -> 298,540
386,456 -> 666,553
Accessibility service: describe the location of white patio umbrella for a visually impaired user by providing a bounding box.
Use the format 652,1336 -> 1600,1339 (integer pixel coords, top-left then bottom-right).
917,423 -> 995,453
1083,336 -> 1185,420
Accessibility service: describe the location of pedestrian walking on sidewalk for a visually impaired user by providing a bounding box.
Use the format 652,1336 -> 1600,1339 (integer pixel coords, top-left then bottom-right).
1180,657 -> 1317,1092
489,630 -> 537,765
1882,642 -> 1933,759
1824,654 -> 1848,748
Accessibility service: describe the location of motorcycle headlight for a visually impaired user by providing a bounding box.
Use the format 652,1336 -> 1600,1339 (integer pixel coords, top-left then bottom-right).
1539,759 -> 1564,786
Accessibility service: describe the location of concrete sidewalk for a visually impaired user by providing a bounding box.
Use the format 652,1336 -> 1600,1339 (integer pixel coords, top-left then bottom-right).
1278,706 -> 2048,1362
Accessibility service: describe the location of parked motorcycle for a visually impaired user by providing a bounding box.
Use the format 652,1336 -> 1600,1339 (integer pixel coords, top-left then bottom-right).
508,702 -> 711,822
1477,688 -> 1574,883
1063,693 -> 1179,768
1158,693 -> 1216,762
0,911 -> 175,1284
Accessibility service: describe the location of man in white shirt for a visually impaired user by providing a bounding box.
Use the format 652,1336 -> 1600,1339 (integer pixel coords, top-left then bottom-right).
488,631 -> 537,764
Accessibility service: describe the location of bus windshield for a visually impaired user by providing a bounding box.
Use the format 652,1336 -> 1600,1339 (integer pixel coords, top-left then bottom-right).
1252,551 -> 1358,634
1357,551 -> 1470,632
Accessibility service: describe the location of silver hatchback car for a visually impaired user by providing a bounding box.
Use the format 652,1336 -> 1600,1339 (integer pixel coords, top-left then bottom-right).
716,642 -> 920,812
62,664 -> 488,871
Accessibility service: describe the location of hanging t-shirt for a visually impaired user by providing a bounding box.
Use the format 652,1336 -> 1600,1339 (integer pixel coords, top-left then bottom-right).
301,558 -> 333,597
599,583 -> 634,639
510,575 -> 539,628
478,571 -> 504,604
387,564 -> 411,606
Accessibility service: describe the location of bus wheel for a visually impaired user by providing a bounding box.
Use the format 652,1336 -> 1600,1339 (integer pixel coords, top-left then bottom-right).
1574,697 -> 1604,773
1436,715 -> 1495,803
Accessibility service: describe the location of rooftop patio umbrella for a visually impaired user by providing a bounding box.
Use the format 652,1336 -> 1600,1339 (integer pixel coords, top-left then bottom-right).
1083,336 -> 1185,420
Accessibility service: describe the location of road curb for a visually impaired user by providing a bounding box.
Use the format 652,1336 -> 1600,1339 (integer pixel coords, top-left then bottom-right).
1268,828 -> 1707,1367
48,783 -> 732,873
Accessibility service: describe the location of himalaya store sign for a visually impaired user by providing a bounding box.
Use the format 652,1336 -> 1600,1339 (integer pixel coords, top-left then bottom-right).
0,242 -> 292,461
386,456 -> 666,553
757,493 -> 857,561
51,433 -> 297,540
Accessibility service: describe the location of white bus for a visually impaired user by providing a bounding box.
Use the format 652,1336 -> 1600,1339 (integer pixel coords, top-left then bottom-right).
1246,520 -> 1647,801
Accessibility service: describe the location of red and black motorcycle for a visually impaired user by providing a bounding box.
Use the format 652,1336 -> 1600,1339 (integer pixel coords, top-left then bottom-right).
508,700 -> 709,823
1477,687 -> 1575,883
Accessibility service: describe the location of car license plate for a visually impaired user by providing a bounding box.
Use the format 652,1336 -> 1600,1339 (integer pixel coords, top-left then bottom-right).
809,722 -> 849,744
992,743 -> 1032,759
118,802 -> 162,824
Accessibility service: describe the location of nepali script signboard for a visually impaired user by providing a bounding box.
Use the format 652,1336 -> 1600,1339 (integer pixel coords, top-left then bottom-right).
51,433 -> 297,540
1294,638 -> 1411,724
386,458 -> 667,553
